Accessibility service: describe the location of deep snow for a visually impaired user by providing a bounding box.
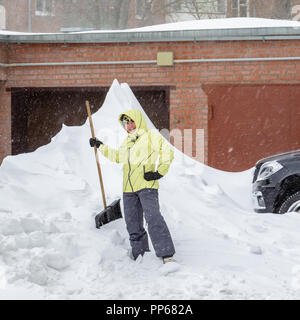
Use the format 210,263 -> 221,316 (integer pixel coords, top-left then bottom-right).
1,80 -> 300,300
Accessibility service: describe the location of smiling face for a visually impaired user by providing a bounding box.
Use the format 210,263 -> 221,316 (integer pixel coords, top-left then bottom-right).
120,112 -> 142,134
125,120 -> 136,133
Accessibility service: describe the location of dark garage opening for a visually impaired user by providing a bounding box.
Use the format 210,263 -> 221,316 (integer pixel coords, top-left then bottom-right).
11,87 -> 170,155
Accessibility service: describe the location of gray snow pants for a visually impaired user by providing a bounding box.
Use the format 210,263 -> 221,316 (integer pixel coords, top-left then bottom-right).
123,188 -> 175,260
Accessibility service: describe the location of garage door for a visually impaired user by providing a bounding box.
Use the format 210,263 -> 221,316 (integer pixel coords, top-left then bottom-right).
204,84 -> 300,172
11,87 -> 170,155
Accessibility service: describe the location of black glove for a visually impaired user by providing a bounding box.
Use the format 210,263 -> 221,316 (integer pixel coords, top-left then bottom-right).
144,171 -> 163,181
89,137 -> 103,148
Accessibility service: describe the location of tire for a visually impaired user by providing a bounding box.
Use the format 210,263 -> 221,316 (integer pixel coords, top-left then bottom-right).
278,191 -> 300,214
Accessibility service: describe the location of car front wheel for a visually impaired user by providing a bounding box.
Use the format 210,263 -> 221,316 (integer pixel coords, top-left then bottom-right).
278,191 -> 300,214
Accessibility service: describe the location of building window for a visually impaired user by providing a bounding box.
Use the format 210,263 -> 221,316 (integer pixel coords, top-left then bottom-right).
217,0 -> 226,13
35,0 -> 55,16
292,5 -> 300,21
232,0 -> 249,17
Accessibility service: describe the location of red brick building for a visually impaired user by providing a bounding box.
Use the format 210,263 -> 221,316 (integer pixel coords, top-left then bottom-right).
0,22 -> 300,171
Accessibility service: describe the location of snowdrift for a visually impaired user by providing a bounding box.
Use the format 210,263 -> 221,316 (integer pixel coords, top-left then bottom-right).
0,80 -> 300,299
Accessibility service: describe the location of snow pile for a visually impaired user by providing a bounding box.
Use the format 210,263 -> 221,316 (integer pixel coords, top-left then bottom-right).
1,79 -> 300,299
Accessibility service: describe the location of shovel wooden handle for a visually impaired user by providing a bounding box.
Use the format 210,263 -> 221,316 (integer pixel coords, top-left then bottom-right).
85,101 -> 107,209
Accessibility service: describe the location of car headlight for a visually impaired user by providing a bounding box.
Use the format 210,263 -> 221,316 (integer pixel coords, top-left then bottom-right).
257,161 -> 283,181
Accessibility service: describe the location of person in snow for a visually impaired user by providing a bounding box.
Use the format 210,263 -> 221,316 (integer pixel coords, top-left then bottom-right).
89,109 -> 175,264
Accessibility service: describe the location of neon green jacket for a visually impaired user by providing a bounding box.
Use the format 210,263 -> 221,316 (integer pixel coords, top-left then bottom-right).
99,109 -> 174,193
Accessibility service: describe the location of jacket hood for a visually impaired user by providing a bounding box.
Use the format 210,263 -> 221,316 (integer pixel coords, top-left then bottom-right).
118,109 -> 148,135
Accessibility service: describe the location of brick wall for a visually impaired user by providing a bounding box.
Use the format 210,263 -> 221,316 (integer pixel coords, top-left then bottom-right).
0,42 -> 8,162
0,85 -> 10,161
0,39 -> 300,164
0,43 -> 7,80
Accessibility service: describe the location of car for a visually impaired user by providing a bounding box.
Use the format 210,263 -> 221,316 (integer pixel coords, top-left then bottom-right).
252,149 -> 300,214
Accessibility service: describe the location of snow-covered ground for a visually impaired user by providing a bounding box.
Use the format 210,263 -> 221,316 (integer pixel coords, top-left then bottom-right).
1,80 -> 300,300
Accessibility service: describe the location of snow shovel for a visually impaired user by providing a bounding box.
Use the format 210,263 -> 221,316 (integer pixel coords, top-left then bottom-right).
85,100 -> 122,228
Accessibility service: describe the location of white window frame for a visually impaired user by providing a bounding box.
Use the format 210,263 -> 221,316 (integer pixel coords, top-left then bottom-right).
292,5 -> 300,21
232,0 -> 249,17
35,0 -> 55,17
